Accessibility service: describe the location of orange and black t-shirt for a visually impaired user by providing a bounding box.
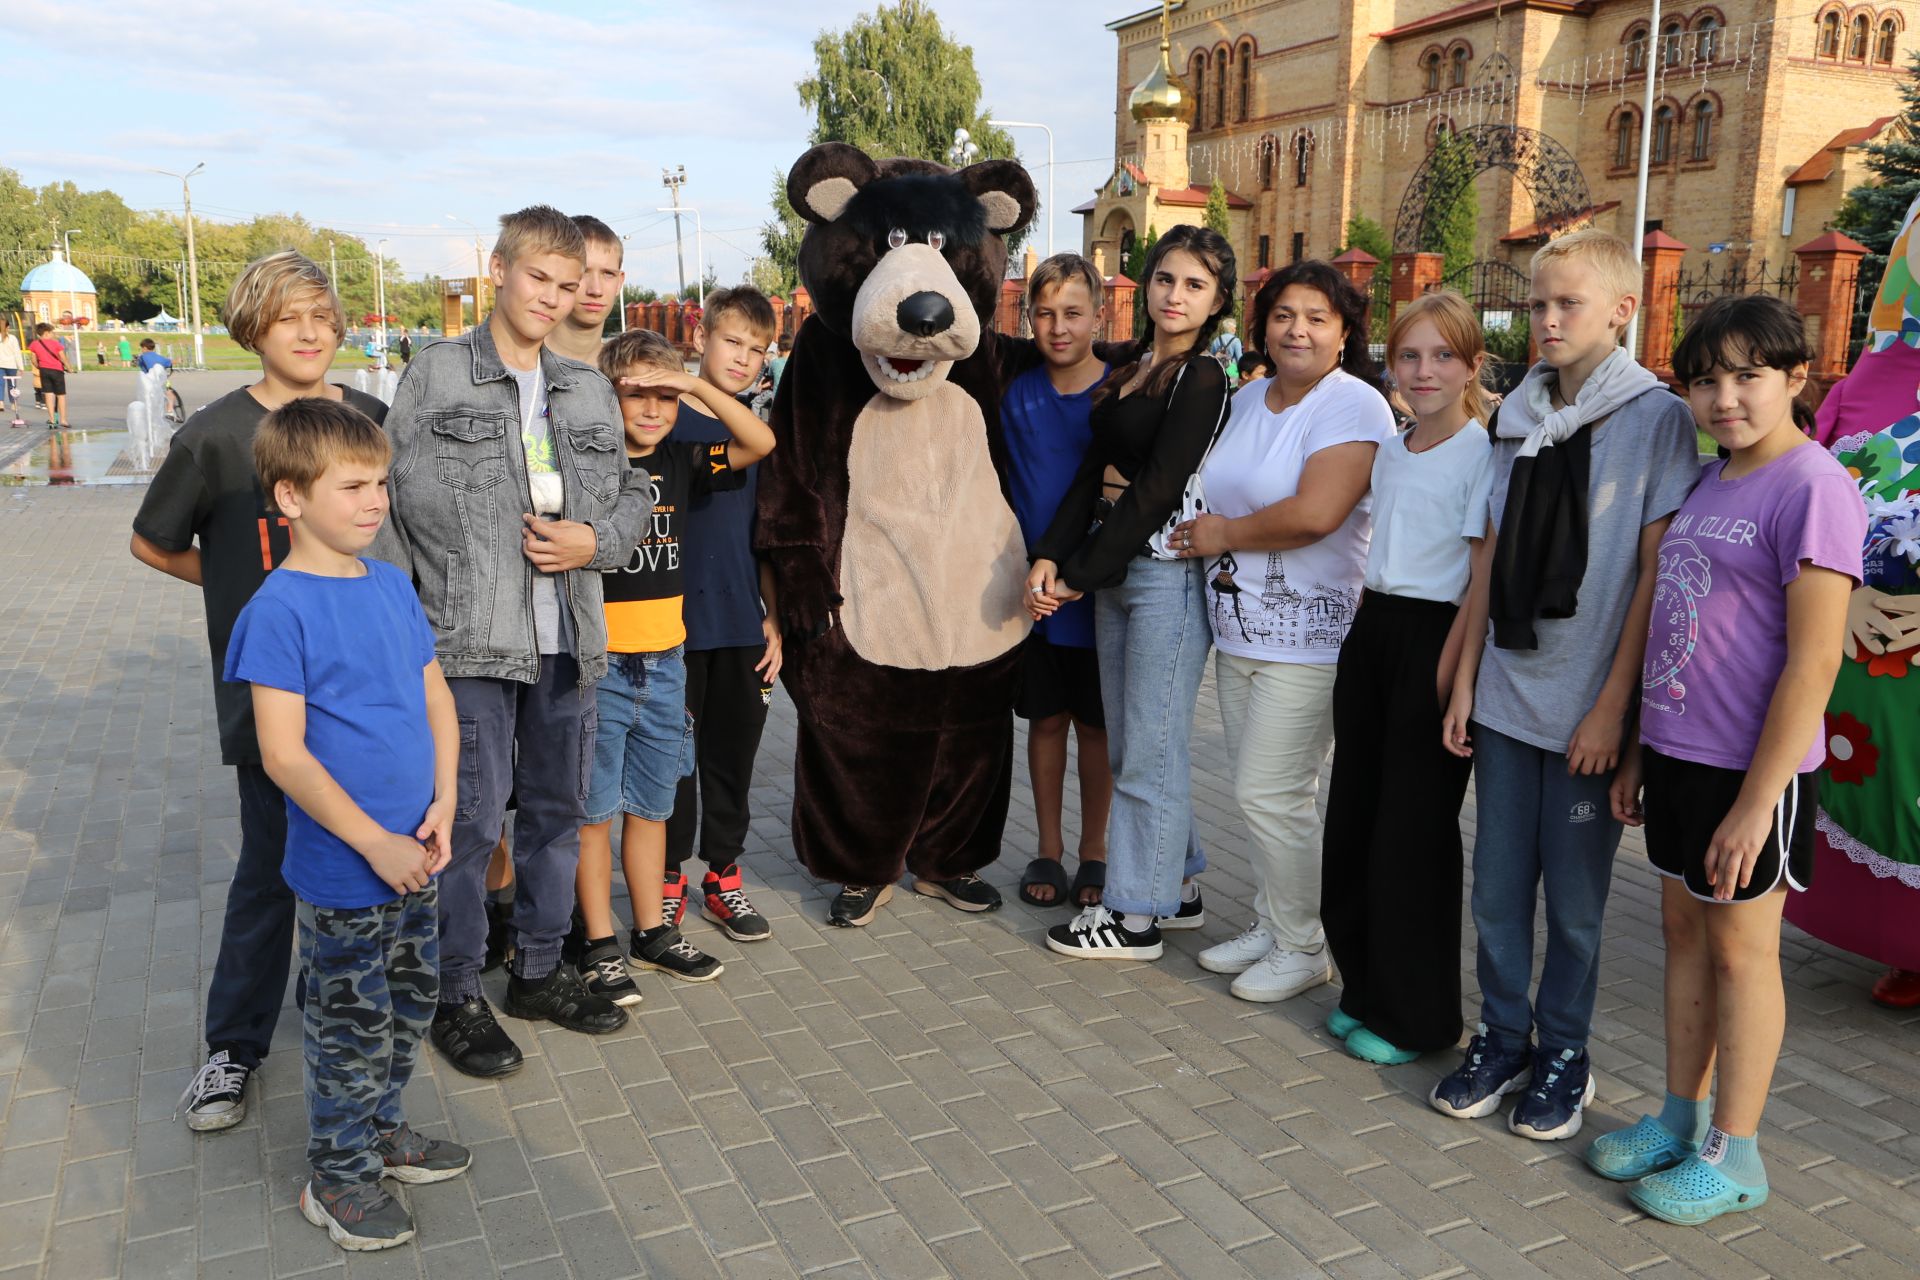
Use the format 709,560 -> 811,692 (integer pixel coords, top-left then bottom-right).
603,440 -> 743,653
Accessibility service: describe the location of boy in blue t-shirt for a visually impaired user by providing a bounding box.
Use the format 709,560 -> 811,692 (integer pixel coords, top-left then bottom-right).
136,337 -> 173,373
224,399 -> 470,1252
1003,255 -> 1116,912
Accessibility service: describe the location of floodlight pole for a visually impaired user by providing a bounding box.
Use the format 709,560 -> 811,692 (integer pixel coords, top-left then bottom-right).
663,166 -> 689,298
989,120 -> 1055,257
655,206 -> 705,307
376,239 -> 389,362
154,163 -> 207,368
1625,0 -> 1661,361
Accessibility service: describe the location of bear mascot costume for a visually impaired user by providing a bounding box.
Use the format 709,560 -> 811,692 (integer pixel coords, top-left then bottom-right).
1786,191 -> 1920,1006
756,142 -> 1038,926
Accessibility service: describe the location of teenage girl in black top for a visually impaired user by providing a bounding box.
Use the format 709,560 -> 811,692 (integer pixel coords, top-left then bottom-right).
1028,224 -> 1235,961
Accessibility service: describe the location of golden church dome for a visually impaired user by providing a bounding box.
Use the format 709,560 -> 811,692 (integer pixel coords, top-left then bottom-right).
1129,36 -> 1193,124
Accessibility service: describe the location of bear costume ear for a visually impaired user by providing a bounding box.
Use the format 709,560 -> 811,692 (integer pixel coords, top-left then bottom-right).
957,159 -> 1037,237
787,143 -> 881,225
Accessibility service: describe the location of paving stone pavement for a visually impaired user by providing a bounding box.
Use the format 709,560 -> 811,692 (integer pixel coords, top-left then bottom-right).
1,485 -> 1917,1279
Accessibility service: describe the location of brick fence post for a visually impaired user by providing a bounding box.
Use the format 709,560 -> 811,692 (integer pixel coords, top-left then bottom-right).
1389,252 -> 1443,326
1638,231 -> 1688,373
1795,230 -> 1870,382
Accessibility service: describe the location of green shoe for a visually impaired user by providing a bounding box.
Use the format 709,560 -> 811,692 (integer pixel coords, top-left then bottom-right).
1325,1008 -> 1362,1040
1629,1154 -> 1768,1226
1344,1026 -> 1419,1064
1585,1115 -> 1695,1182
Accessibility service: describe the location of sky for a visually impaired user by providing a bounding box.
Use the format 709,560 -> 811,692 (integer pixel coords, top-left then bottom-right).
13,0 -> 1138,292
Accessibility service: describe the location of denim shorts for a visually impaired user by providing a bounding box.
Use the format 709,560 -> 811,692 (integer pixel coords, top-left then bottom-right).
587,646 -> 694,823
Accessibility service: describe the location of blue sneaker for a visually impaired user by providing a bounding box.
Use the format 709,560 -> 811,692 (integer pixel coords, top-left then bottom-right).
1585,1114 -> 1696,1182
1629,1153 -> 1768,1225
1509,1046 -> 1598,1141
1429,1027 -> 1532,1119
1325,1008 -> 1362,1040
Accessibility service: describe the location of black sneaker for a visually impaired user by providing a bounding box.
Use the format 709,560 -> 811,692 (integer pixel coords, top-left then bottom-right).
911,873 -> 1003,913
579,941 -> 644,1007
482,899 -> 514,973
505,964 -> 629,1033
630,924 -> 724,982
702,863 -> 771,941
176,1049 -> 252,1132
1159,889 -> 1205,931
828,883 -> 894,927
376,1123 -> 473,1184
1045,906 -> 1164,960
300,1179 -> 415,1251
430,997 -> 525,1077
1508,1046 -> 1598,1141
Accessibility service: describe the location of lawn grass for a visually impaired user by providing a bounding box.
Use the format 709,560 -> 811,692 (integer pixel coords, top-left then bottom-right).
74,332 -> 384,372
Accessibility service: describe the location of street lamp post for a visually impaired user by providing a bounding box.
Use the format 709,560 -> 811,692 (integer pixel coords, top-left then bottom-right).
61,230 -> 82,376
1625,0 -> 1662,361
376,239 -> 389,363
654,206 -> 705,307
988,120 -> 1055,257
948,127 -> 980,168
153,163 -> 206,368
663,166 -> 690,298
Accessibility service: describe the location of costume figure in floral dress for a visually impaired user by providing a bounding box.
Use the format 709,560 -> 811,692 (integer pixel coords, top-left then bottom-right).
1792,193 -> 1920,1007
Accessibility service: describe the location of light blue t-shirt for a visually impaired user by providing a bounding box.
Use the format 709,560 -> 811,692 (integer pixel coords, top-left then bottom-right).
224,558 -> 438,909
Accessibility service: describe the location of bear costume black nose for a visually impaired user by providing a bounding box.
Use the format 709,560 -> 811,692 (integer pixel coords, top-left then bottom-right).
897,291 -> 955,338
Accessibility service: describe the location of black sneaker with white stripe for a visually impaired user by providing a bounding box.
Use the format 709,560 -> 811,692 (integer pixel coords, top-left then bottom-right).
1045,906 -> 1164,960
578,941 -> 643,1007
630,924 -> 724,982
1159,888 -> 1205,931
177,1049 -> 252,1132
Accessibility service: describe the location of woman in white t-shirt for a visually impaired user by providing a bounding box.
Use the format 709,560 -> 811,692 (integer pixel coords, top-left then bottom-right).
1170,260 -> 1392,1003
1321,291 -> 1495,1065
0,319 -> 20,415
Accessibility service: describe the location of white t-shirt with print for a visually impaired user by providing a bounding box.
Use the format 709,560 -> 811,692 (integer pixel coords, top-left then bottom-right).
1364,421 -> 1495,603
1198,370 -> 1394,663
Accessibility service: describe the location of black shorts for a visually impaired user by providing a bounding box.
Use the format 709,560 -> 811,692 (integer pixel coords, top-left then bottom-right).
1642,746 -> 1816,903
1014,632 -> 1105,728
37,368 -> 66,396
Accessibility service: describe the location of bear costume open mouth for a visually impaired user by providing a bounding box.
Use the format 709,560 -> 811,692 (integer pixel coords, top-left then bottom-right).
872,354 -> 936,384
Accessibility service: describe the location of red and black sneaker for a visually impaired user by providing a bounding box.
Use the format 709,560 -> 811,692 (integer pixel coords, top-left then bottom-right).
702,863 -> 771,942
662,871 -> 690,932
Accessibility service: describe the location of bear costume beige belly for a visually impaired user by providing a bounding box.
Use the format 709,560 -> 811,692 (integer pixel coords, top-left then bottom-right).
756,143 -> 1037,896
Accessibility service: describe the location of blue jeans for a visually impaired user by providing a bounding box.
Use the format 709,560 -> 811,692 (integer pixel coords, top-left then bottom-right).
587,647 -> 694,824
1096,557 -> 1209,918
1469,722 -> 1623,1054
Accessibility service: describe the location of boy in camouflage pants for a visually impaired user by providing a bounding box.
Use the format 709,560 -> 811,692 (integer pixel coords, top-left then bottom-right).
224,400 -> 472,1250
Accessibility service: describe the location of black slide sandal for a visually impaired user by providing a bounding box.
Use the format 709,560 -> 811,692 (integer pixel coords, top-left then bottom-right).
1070,859 -> 1107,908
1019,857 -> 1071,907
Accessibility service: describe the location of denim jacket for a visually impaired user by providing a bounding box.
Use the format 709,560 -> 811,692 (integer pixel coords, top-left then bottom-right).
373,320 -> 651,685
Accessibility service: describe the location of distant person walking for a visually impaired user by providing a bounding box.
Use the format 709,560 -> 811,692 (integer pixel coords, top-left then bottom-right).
28,324 -> 69,429
117,335 -> 133,367
0,320 -> 21,422
396,332 -> 413,364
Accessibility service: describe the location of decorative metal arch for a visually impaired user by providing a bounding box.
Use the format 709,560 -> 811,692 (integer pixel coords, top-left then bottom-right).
1392,123 -> 1591,252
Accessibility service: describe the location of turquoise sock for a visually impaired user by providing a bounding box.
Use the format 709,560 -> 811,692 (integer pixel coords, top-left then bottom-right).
1700,1126 -> 1766,1186
1658,1092 -> 1712,1146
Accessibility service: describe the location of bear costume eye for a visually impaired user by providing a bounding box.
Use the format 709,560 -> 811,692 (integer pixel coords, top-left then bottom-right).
887,228 -> 908,250
927,230 -> 946,251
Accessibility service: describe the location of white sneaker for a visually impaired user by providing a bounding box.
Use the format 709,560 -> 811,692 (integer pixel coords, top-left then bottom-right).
1228,946 -> 1331,1003
1197,924 -> 1276,975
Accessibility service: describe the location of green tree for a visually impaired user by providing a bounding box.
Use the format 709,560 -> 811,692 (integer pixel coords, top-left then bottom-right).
1342,213 -> 1393,263
761,0 -> 1019,292
1421,129 -> 1478,281
1129,224 -> 1158,338
1203,178 -> 1230,239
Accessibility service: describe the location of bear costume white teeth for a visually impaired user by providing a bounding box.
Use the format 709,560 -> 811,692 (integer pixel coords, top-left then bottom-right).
872,355 -> 936,384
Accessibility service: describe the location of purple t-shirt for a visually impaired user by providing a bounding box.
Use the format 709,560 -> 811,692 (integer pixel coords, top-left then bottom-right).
1640,443 -> 1865,772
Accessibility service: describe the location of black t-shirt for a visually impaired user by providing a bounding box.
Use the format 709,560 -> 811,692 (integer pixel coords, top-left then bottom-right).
602,439 -> 744,653
133,385 -> 390,765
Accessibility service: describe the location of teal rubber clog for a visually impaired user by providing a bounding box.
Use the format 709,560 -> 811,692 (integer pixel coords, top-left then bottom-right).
1585,1115 -> 1697,1182
1325,1008 -> 1362,1040
1629,1154 -> 1768,1226
1344,1027 -> 1420,1065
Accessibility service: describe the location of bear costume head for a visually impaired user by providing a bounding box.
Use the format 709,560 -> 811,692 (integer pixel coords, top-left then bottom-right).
787,141 -> 1036,401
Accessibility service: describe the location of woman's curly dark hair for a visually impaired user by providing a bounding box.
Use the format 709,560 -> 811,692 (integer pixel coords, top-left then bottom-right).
1096,224 -> 1238,407
1248,259 -> 1375,382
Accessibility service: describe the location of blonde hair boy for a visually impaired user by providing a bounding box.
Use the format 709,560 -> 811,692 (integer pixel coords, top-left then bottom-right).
492,205 -> 587,268
224,251 -> 343,354
1530,229 -> 1640,314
